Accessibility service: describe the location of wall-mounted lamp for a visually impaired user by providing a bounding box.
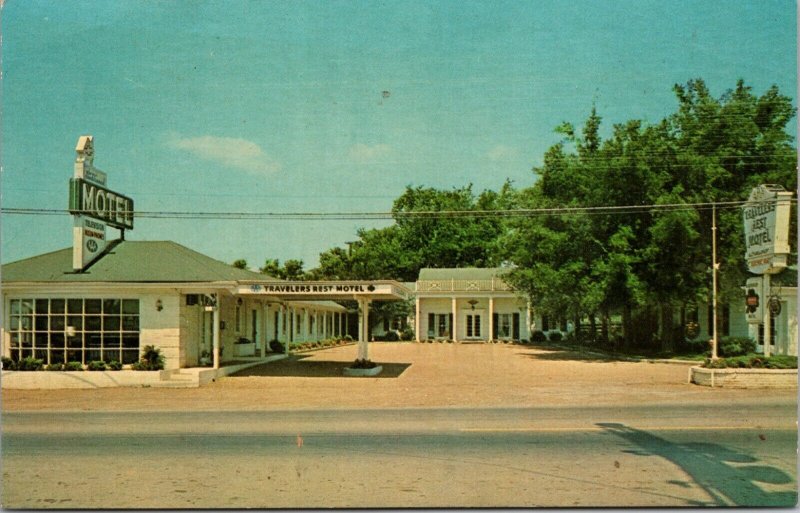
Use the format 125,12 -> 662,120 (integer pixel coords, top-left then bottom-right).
237,297 -> 243,306
156,299 -> 164,312
468,299 -> 479,311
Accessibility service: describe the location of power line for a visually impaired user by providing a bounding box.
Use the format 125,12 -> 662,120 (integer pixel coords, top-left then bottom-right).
2,199 -> 794,221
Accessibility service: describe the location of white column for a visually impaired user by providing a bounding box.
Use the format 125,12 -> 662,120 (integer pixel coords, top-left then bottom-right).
763,273 -> 771,357
525,301 -> 532,340
489,297 -> 495,342
261,304 -> 267,357
212,304 -> 220,370
451,297 -> 458,342
358,298 -> 371,361
415,297 -> 421,342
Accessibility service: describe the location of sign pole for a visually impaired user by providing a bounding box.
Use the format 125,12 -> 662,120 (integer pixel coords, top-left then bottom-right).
711,203 -> 719,360
763,273 -> 771,357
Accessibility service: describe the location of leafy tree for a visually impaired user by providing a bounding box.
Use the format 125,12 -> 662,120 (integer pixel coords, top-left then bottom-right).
232,259 -> 248,270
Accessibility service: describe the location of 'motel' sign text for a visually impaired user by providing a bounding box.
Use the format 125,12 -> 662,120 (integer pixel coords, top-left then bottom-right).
69,178 -> 134,230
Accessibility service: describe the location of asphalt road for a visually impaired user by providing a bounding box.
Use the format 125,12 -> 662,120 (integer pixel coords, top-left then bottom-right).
2,402 -> 797,508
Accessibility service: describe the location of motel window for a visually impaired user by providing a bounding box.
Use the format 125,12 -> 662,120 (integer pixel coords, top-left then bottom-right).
8,298 -> 140,366
427,313 -> 451,338
497,314 -> 512,338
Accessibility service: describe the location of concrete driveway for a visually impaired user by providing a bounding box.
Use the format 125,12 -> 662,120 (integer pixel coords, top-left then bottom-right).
2,342 -> 796,412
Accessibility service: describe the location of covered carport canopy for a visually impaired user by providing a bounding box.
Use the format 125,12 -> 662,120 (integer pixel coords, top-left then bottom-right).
234,280 -> 413,362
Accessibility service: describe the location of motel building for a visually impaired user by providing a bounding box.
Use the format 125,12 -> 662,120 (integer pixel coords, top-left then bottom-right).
0,137 -> 411,388
414,268 -> 534,342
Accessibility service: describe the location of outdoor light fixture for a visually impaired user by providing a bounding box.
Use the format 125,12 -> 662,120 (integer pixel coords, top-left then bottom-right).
237,297 -> 243,306
468,299 -> 478,310
156,299 -> 163,311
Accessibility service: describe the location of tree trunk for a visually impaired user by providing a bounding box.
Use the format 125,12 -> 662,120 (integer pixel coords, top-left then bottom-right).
589,314 -> 597,343
600,309 -> 609,343
622,305 -> 632,350
659,303 -> 674,353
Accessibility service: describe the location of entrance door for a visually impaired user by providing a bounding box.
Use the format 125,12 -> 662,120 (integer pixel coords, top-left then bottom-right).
200,310 -> 213,364
465,313 -> 483,339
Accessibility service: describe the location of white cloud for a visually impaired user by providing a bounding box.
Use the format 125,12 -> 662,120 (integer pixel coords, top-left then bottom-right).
168,135 -> 281,174
348,143 -> 392,163
487,144 -> 519,162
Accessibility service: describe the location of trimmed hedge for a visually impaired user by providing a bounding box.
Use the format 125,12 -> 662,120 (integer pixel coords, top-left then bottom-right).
718,336 -> 756,357
703,354 -> 797,369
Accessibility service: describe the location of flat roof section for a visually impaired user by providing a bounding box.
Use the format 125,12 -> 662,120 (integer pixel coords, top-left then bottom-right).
235,281 -> 412,301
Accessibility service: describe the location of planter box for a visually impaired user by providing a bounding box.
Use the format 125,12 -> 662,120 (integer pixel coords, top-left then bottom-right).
1,369 -> 171,389
343,365 -> 383,377
690,366 -> 797,388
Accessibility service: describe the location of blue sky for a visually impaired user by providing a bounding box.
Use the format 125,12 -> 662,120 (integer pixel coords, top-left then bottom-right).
1,0 -> 796,269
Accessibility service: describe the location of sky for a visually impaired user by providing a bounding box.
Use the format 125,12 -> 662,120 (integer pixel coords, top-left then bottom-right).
1,0 -> 796,270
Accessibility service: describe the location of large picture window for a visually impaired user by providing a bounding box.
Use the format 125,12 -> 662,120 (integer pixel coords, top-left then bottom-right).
8,298 -> 140,365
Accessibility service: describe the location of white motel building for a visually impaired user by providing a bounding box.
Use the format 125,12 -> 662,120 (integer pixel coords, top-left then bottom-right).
1,137 -> 797,387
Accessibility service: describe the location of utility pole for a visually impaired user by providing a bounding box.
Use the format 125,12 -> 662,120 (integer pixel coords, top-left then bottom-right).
711,203 -> 719,360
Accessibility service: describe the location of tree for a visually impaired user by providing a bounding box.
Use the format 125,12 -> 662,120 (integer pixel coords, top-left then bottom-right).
232,259 -> 248,270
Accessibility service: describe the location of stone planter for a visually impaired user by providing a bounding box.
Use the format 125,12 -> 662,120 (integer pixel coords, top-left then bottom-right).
343,365 -> 383,377
690,366 -> 797,388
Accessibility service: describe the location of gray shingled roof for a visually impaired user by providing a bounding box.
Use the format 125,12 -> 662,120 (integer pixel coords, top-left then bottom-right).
2,240 -> 272,283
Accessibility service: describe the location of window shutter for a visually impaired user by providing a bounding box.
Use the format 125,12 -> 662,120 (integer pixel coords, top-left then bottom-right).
448,313 -> 453,338
492,313 -> 498,339
513,313 -> 520,340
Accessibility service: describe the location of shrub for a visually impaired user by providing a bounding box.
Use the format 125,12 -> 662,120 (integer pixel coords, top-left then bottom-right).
64,361 -> 84,371
350,359 -> 377,369
45,363 -> 63,371
385,330 -> 400,342
17,357 -> 44,371
269,339 -> 285,353
1,357 -> 16,371
132,346 -> 165,371
718,337 -> 756,357
703,354 -> 797,369
342,335 -> 354,342
400,327 -> 414,341
530,331 -> 547,343
548,331 -> 563,342
87,360 -> 107,371
106,360 -> 123,371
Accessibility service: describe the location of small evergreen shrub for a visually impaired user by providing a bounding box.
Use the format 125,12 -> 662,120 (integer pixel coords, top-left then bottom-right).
703,354 -> 797,369
87,360 -> 107,371
45,363 -> 63,371
548,331 -> 563,342
1,357 -> 16,371
132,346 -> 165,370
718,337 -> 756,357
106,360 -> 123,371
385,330 -> 400,342
17,357 -> 44,371
269,339 -> 284,353
64,361 -> 84,371
400,327 -> 414,341
530,331 -> 547,343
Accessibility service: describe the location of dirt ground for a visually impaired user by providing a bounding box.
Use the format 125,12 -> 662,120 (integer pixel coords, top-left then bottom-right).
2,342 -> 796,412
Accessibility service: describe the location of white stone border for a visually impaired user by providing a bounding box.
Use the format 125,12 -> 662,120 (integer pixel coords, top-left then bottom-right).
343,365 -> 383,377
690,366 -> 797,388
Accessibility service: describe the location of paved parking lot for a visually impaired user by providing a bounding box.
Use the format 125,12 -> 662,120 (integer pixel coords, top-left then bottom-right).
2,342 -> 795,412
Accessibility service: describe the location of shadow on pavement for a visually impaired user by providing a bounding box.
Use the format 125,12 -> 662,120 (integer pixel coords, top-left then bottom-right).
597,422 -> 797,507
522,348 -> 634,363
231,355 -> 411,378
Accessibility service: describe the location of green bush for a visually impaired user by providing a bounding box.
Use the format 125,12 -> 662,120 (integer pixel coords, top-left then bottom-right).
718,337 -> 756,357
548,331 -> 563,342
384,330 -> 400,342
1,356 -> 16,371
703,354 -> 797,369
106,360 -> 123,371
131,346 -> 165,370
530,331 -> 547,343
63,361 -> 84,371
269,339 -> 285,353
17,357 -> 44,371
400,327 -> 415,341
342,334 -> 354,342
87,360 -> 107,371
45,363 -> 64,371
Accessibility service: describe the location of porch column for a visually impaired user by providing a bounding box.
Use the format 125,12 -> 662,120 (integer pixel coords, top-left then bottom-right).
415,296 -> 421,342
489,297 -> 495,342
212,303 -> 220,370
525,301 -> 532,340
358,298 -> 371,361
261,303 -> 267,357
451,297 -> 458,342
